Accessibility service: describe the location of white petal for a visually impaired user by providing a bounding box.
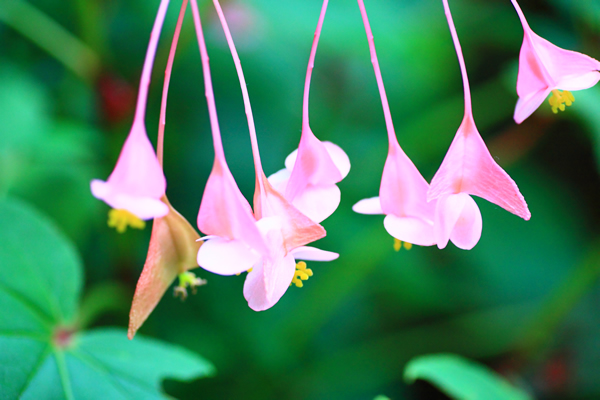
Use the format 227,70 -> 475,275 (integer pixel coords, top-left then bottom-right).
383,215 -> 436,246
323,141 -> 351,179
197,237 -> 261,275
352,197 -> 384,215
284,148 -> 299,171
291,246 -> 339,261
291,184 -> 341,223
267,168 -> 291,194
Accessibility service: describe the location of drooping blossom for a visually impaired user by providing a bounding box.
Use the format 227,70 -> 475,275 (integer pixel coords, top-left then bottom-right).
91,0 -> 170,231
128,0 -> 206,340
511,0 -> 600,123
196,0 -> 337,311
426,0 -> 530,250
267,0 -> 350,224
352,0 -> 436,248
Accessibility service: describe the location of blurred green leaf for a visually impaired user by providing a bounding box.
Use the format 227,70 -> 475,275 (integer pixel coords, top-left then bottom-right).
404,354 -> 532,400
0,198 -> 214,399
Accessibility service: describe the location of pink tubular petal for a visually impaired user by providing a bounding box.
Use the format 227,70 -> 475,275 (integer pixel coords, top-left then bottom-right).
197,159 -> 267,254
352,197 -> 383,215
434,193 -> 482,250
290,246 -> 339,261
197,236 -> 261,275
380,141 -> 435,220
284,126 -> 344,203
513,88 -> 550,124
383,215 -> 436,246
428,116 -> 530,220
243,254 -> 296,311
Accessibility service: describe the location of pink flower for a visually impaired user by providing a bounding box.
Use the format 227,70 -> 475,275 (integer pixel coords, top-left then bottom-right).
268,0 -> 349,224
427,0 -> 530,250
195,0 -> 336,311
511,0 -> 600,123
268,127 -> 350,224
91,0 -> 171,230
352,0 -> 436,247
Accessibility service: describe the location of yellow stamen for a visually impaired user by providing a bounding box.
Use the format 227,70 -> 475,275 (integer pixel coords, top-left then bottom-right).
393,238 -> 413,251
107,209 -> 145,233
235,267 -> 252,276
174,271 -> 207,300
549,89 -> 575,114
290,261 -> 313,288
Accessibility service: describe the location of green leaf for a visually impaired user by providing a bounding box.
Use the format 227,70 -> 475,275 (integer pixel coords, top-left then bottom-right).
0,198 -> 214,399
404,354 -> 532,400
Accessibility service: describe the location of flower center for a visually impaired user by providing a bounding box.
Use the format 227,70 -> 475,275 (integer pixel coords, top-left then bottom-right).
174,271 -> 207,300
393,238 -> 412,251
107,209 -> 145,233
290,261 -> 313,288
548,89 -> 575,114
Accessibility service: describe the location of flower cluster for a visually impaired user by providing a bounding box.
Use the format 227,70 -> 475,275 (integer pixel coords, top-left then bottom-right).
89,0 -> 600,337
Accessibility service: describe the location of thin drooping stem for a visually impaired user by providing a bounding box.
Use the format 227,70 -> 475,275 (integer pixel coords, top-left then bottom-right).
211,0 -> 265,190
509,0 -> 530,30
190,0 -> 226,161
157,0 -> 188,166
357,0 -> 398,148
302,0 -> 329,128
133,0 -> 171,124
442,0 -> 472,116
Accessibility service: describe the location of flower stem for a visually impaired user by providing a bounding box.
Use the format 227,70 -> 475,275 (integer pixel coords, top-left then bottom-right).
442,0 -> 472,117
302,0 -> 329,129
157,0 -> 189,166
211,0 -> 266,191
190,0 -> 226,162
356,0 -> 398,149
0,0 -> 100,82
132,0 -> 171,126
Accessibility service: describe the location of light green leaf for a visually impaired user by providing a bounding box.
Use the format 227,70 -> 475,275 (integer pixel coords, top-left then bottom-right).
0,198 -> 214,399
404,354 -> 532,400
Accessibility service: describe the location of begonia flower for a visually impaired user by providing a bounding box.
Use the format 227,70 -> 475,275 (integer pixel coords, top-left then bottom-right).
352,0 -> 436,248
91,0 -> 170,231
427,0 -> 530,250
511,0 -> 600,123
195,0 -> 336,311
267,1 -> 349,224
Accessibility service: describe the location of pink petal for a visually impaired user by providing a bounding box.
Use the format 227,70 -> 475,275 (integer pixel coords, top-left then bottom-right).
513,88 -> 550,124
267,167 -> 291,194
197,236 -> 261,275
92,121 -> 167,219
323,141 -> 351,179
383,215 -> 436,246
290,246 -> 339,261
352,197 -> 384,215
289,184 -> 340,223
243,254 -> 296,311
428,115 -> 530,220
197,158 -> 267,255
284,126 -> 344,202
434,193 -> 482,250
556,70 -> 600,91
380,140 -> 435,221
254,174 -> 326,252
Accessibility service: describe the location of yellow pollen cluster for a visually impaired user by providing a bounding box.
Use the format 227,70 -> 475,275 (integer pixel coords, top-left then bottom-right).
393,238 -> 412,251
174,271 -> 207,300
107,209 -> 145,233
290,261 -> 313,288
549,89 -> 575,114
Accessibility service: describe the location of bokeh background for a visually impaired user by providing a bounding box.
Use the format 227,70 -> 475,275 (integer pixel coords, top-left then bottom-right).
2,0 -> 600,398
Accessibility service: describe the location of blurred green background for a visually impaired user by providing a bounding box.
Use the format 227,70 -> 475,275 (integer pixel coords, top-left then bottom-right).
2,0 -> 600,398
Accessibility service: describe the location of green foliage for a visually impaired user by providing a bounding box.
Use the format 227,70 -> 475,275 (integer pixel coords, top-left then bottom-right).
404,354 -> 532,400
0,199 -> 214,399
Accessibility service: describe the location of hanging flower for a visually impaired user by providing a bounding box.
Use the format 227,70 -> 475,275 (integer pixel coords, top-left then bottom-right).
511,0 -> 600,123
427,0 -> 530,250
91,0 -> 171,231
352,0 -> 436,248
267,0 -> 349,224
